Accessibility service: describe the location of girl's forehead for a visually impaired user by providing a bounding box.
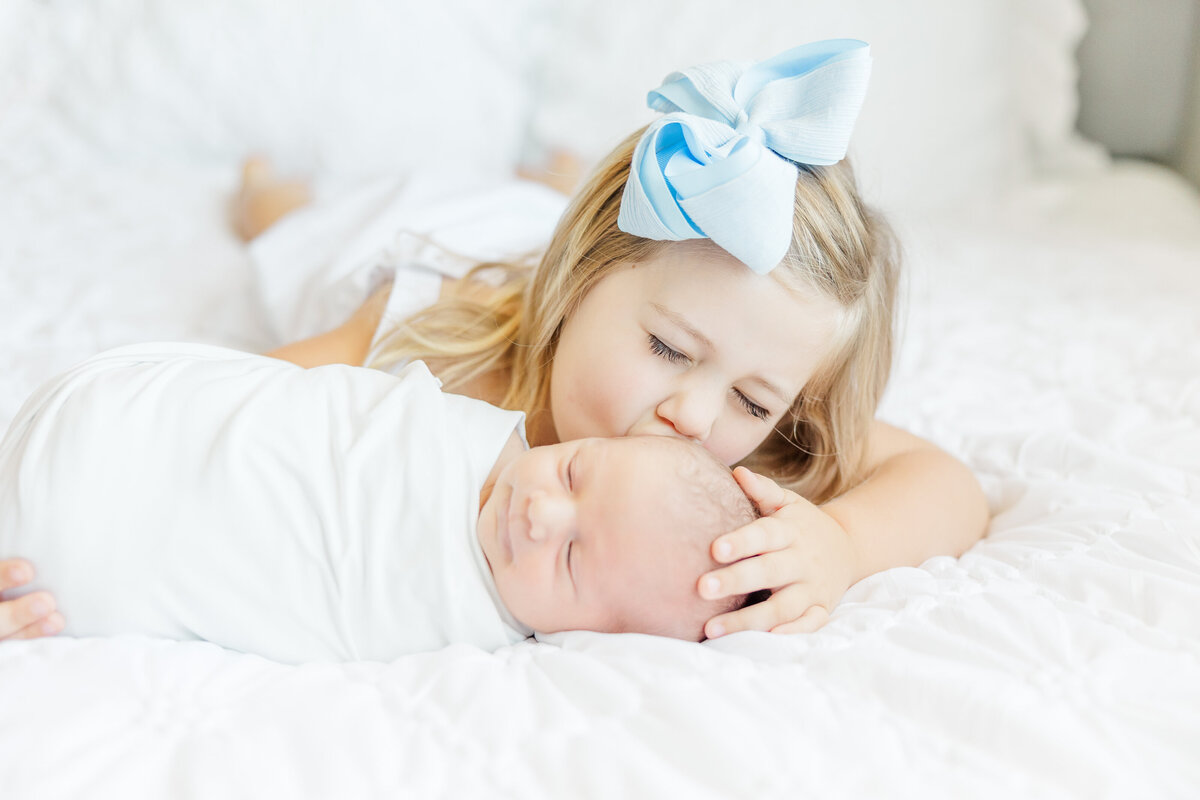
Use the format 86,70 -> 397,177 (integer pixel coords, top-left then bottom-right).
632,245 -> 826,317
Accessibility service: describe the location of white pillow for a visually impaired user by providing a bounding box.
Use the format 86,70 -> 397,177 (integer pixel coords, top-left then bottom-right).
1013,0 -> 1110,173
1,0 -> 540,180
529,0 -> 1088,216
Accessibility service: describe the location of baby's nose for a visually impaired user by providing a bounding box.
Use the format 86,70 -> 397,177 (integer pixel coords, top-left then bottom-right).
526,491 -> 575,543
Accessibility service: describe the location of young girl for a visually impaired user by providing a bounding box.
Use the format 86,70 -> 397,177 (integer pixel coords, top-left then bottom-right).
0,40 -> 988,642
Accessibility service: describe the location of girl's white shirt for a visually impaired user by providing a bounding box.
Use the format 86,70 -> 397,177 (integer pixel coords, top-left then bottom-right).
0,344 -> 532,663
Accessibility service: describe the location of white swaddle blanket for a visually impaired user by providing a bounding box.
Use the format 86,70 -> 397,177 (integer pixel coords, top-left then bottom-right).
0,343 -> 531,663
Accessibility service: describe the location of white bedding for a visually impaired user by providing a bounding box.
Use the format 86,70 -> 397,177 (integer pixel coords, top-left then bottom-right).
2,2 -> 1199,792
2,149 -> 1198,797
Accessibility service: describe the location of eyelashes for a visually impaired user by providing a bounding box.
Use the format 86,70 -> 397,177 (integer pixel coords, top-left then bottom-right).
735,393 -> 769,420
646,334 -> 770,420
648,333 -> 688,365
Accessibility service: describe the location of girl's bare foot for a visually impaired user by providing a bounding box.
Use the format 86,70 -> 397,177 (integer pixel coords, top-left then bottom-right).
232,157 -> 313,242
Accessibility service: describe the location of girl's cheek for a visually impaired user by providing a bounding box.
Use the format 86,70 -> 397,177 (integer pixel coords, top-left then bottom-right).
708,422 -> 764,468
621,360 -> 666,418
561,353 -> 628,439
705,435 -> 736,467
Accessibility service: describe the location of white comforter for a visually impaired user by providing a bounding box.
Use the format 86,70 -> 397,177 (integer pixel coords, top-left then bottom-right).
1,154 -> 1198,798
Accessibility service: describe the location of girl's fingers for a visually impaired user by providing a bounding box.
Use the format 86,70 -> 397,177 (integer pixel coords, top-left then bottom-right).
0,558 -> 34,593
704,586 -> 828,638
0,591 -> 58,640
770,604 -> 831,635
732,467 -> 801,514
710,516 -> 795,563
705,594 -> 782,637
698,549 -> 793,600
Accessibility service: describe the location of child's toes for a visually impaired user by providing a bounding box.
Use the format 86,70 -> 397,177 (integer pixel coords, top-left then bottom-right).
240,156 -> 274,189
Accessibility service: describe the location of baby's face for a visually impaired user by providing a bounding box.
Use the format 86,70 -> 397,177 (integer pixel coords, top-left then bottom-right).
477,437 -> 719,638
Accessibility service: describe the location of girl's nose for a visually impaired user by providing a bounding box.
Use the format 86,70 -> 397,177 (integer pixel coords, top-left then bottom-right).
656,385 -> 721,443
526,491 -> 576,544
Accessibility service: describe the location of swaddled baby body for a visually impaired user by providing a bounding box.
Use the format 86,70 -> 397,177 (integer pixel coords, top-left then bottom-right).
0,344 -> 757,663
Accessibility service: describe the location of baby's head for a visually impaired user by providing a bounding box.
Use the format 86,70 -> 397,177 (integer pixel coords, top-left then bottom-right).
477,435 -> 761,642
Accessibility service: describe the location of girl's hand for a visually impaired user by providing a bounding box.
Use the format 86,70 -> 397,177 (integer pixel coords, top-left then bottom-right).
0,559 -> 64,641
699,468 -> 860,637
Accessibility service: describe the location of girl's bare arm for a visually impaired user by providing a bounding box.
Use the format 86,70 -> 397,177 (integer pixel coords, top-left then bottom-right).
822,421 -> 989,583
266,280 -> 394,368
699,421 -> 988,636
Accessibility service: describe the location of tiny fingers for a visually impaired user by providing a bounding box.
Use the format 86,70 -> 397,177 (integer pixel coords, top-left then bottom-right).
6,611 -> 65,640
0,558 -> 34,593
0,591 -> 59,640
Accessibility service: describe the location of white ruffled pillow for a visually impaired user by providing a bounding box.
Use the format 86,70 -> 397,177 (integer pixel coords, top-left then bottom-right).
1013,0 -> 1110,173
0,0 -> 541,180
528,0 -> 1101,217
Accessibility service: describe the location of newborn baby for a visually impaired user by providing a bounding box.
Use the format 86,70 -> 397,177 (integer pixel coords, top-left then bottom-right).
0,343 -> 757,663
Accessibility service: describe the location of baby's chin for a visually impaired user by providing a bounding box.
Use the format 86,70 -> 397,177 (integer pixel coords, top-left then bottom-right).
473,497 -> 534,631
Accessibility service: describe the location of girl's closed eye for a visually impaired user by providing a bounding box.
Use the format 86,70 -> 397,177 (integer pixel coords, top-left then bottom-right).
650,333 -> 770,419
734,390 -> 770,420
648,334 -> 689,365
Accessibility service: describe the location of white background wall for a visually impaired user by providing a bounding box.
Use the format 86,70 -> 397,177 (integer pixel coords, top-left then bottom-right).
1077,0 -> 1200,187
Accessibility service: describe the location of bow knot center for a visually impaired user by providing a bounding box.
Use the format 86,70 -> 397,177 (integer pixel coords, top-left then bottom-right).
733,109 -> 765,144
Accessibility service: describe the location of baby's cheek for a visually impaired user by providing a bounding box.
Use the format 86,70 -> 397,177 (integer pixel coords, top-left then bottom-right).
499,571 -> 570,632
492,569 -> 537,628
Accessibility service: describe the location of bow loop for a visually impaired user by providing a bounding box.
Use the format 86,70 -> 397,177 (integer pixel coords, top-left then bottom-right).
619,40 -> 871,274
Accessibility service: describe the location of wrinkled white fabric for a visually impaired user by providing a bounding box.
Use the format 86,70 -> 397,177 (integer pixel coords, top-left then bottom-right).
0,345 -> 530,663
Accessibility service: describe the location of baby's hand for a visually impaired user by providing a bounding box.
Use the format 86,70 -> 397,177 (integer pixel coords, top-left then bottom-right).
698,468 -> 860,637
0,559 -> 64,640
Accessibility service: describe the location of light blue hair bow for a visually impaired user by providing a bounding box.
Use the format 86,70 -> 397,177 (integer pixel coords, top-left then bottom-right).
617,40 -> 872,275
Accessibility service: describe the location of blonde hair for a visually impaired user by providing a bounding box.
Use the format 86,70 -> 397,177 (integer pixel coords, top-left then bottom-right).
368,128 -> 900,504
